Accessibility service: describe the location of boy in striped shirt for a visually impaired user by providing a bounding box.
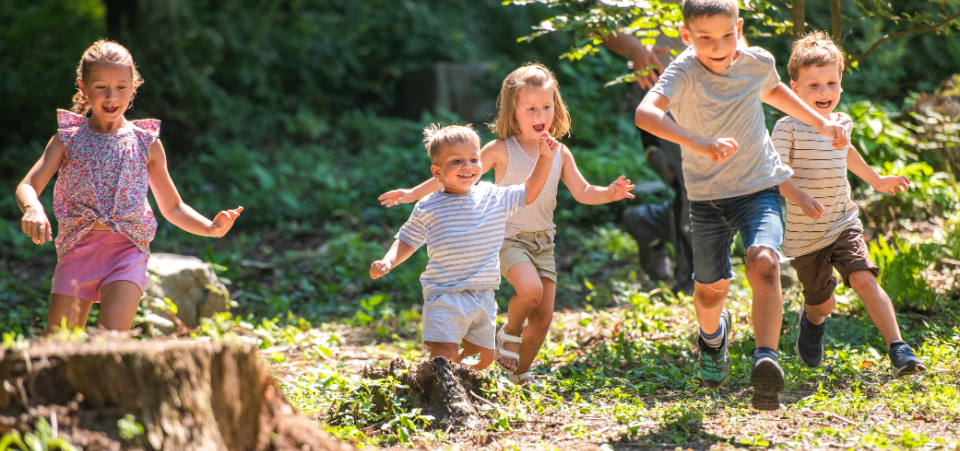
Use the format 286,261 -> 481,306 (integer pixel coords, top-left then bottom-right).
774,31 -> 925,377
370,124 -> 557,369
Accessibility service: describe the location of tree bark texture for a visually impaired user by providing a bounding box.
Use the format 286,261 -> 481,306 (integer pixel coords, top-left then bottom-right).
0,340 -> 355,451
792,0 -> 806,40
830,0 -> 842,42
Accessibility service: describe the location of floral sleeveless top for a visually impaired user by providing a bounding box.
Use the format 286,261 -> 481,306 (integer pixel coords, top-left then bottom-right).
53,110 -> 159,258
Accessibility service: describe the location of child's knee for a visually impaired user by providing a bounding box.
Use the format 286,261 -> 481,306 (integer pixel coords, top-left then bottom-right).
848,269 -> 877,292
513,281 -> 544,307
745,247 -> 779,284
694,282 -> 727,308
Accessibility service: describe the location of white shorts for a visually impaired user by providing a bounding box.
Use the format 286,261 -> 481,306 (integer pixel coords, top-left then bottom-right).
422,289 -> 497,349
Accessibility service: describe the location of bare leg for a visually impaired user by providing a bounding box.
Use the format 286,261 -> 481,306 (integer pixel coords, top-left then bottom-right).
848,270 -> 902,348
96,280 -> 143,331
745,246 -> 783,351
803,295 -> 836,325
427,342 -> 460,361
694,279 -> 730,335
513,277 -> 555,375
46,294 -> 94,334
459,339 -> 494,369
499,262 -> 543,371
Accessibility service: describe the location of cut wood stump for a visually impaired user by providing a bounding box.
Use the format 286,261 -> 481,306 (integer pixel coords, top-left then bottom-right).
0,340 -> 356,451
335,357 -> 489,431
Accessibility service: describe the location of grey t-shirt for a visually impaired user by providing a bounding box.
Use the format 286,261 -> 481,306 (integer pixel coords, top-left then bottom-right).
397,182 -> 526,300
650,46 -> 793,201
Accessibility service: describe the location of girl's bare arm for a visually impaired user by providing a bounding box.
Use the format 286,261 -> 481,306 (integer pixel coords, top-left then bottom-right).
558,146 -> 635,205
16,135 -> 65,244
148,139 -> 242,237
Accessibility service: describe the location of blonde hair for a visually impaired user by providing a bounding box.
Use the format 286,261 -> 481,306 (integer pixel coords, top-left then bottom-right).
71,40 -> 144,116
490,62 -> 571,140
423,124 -> 481,164
681,0 -> 738,25
788,31 -> 845,82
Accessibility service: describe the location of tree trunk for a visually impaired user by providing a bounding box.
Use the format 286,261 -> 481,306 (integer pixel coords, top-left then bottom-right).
0,340 -> 355,451
792,0 -> 806,40
830,0 -> 842,42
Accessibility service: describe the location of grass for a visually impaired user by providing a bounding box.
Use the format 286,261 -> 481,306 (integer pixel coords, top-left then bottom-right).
3,218 -> 960,450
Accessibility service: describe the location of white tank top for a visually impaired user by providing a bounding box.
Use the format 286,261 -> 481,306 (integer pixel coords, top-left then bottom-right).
495,136 -> 562,238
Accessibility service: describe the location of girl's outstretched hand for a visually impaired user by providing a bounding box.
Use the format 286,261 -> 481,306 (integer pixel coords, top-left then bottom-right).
208,206 -> 243,237
379,189 -> 415,208
22,206 -> 53,245
606,175 -> 636,202
538,132 -> 559,158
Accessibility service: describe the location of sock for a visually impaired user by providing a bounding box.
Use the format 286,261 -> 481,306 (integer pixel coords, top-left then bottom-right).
801,310 -> 826,331
754,346 -> 778,362
699,319 -> 726,350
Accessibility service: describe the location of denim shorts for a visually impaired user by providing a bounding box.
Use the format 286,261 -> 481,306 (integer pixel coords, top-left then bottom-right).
690,186 -> 783,285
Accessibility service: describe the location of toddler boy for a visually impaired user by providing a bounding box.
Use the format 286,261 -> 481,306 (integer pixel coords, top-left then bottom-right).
774,31 -> 925,377
370,124 -> 557,368
634,0 -> 849,409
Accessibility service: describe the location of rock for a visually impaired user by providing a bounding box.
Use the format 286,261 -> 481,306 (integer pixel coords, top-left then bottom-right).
146,254 -> 230,328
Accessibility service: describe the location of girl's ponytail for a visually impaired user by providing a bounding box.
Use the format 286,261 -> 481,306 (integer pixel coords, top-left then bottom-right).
71,91 -> 90,116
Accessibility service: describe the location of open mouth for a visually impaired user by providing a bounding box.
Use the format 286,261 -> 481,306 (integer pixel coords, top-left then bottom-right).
815,100 -> 832,109
457,174 -> 475,179
103,105 -> 120,114
710,56 -> 726,62
533,124 -> 545,133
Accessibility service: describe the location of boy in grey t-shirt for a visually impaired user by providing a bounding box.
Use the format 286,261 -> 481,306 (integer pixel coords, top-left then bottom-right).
370,124 -> 558,369
634,0 -> 849,410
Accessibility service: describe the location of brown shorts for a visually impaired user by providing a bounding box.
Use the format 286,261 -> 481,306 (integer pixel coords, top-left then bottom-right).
499,231 -> 558,283
789,228 -> 879,306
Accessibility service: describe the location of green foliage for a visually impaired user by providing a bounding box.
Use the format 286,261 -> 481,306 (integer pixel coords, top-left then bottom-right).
0,417 -> 79,451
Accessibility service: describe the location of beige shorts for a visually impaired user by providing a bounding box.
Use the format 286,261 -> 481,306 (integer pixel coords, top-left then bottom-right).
499,231 -> 558,283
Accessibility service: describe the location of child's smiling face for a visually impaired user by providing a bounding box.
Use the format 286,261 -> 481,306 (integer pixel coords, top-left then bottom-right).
680,14 -> 743,74
515,86 -> 555,142
79,61 -> 135,122
791,64 -> 843,119
431,141 -> 482,195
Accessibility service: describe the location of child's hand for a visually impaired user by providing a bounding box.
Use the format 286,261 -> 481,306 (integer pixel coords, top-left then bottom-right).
872,175 -> 910,195
797,195 -> 824,219
370,260 -> 392,279
818,121 -> 850,149
21,206 -> 53,245
379,189 -> 416,208
538,132 -> 559,159
208,206 -> 243,237
693,137 -> 738,163
606,175 -> 636,202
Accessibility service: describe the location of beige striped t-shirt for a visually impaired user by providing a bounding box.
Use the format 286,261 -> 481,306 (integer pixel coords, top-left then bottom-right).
772,113 -> 862,258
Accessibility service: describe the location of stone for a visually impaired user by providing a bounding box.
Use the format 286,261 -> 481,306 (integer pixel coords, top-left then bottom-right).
146,253 -> 230,328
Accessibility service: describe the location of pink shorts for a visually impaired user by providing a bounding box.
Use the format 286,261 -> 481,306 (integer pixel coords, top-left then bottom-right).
52,231 -> 149,303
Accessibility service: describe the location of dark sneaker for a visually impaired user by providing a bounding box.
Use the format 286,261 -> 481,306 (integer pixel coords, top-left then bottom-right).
795,309 -> 825,368
697,309 -> 732,389
888,341 -> 926,377
750,352 -> 785,411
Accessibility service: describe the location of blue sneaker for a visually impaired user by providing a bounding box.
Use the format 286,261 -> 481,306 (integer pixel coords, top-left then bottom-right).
795,309 -> 825,368
888,341 -> 926,377
750,350 -> 784,411
697,309 -> 731,389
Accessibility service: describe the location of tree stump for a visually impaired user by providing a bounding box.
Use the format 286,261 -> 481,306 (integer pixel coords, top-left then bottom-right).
0,340 -> 355,451
350,357 -> 488,431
